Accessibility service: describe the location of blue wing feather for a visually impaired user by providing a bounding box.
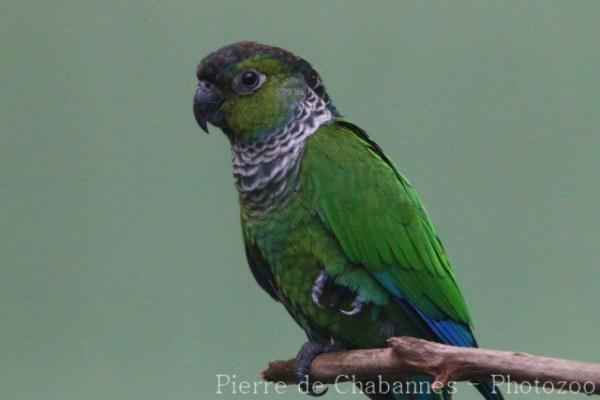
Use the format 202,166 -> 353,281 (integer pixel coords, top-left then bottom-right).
374,272 -> 502,400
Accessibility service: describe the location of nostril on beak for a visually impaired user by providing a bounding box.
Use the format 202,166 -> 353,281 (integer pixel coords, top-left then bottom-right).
197,80 -> 212,92
193,80 -> 223,133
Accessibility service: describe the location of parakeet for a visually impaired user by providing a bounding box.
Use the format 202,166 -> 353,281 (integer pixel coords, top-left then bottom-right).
193,42 -> 503,400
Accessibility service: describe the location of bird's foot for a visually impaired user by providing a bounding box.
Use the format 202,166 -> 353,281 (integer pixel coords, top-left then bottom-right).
310,270 -> 366,316
310,270 -> 329,309
295,339 -> 341,396
340,294 -> 365,316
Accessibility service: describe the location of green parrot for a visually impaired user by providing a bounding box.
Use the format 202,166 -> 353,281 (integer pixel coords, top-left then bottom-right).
193,42 -> 502,400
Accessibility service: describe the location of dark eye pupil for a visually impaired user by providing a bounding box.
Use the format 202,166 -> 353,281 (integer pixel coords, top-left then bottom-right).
241,71 -> 258,87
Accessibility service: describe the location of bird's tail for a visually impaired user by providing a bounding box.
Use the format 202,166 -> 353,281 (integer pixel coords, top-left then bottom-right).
474,380 -> 504,400
364,376 -> 504,400
364,375 -> 448,400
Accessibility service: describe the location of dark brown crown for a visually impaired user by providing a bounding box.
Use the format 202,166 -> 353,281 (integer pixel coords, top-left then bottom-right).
197,41 -> 333,106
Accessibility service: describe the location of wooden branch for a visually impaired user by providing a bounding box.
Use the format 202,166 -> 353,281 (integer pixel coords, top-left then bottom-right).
262,337 -> 600,395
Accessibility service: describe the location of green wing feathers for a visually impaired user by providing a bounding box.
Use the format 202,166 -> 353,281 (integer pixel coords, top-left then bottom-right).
304,120 -> 472,325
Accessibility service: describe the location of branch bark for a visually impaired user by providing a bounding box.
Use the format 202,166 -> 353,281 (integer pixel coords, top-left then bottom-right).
262,337 -> 600,395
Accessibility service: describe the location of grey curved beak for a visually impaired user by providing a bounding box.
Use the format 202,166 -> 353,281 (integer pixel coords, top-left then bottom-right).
193,80 -> 223,134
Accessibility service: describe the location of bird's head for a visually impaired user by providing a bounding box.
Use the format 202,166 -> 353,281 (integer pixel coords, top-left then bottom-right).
193,41 -> 337,144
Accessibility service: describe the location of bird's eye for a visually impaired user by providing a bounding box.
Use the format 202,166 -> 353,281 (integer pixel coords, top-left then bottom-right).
241,70 -> 259,87
233,69 -> 266,94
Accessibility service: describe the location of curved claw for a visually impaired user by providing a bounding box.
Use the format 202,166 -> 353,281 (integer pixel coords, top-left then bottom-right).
341,294 -> 365,316
295,340 -> 340,397
311,270 -> 329,309
298,376 -> 328,397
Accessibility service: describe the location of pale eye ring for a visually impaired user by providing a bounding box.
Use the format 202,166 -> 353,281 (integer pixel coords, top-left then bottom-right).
233,69 -> 266,93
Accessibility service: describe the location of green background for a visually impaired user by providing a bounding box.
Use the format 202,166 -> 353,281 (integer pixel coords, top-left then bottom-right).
2,1 -> 599,399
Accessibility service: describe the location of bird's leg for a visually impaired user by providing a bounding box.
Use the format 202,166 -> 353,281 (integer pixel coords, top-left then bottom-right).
328,288 -> 345,309
310,270 -> 329,309
295,339 -> 342,397
311,270 -> 366,316
341,294 -> 365,316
